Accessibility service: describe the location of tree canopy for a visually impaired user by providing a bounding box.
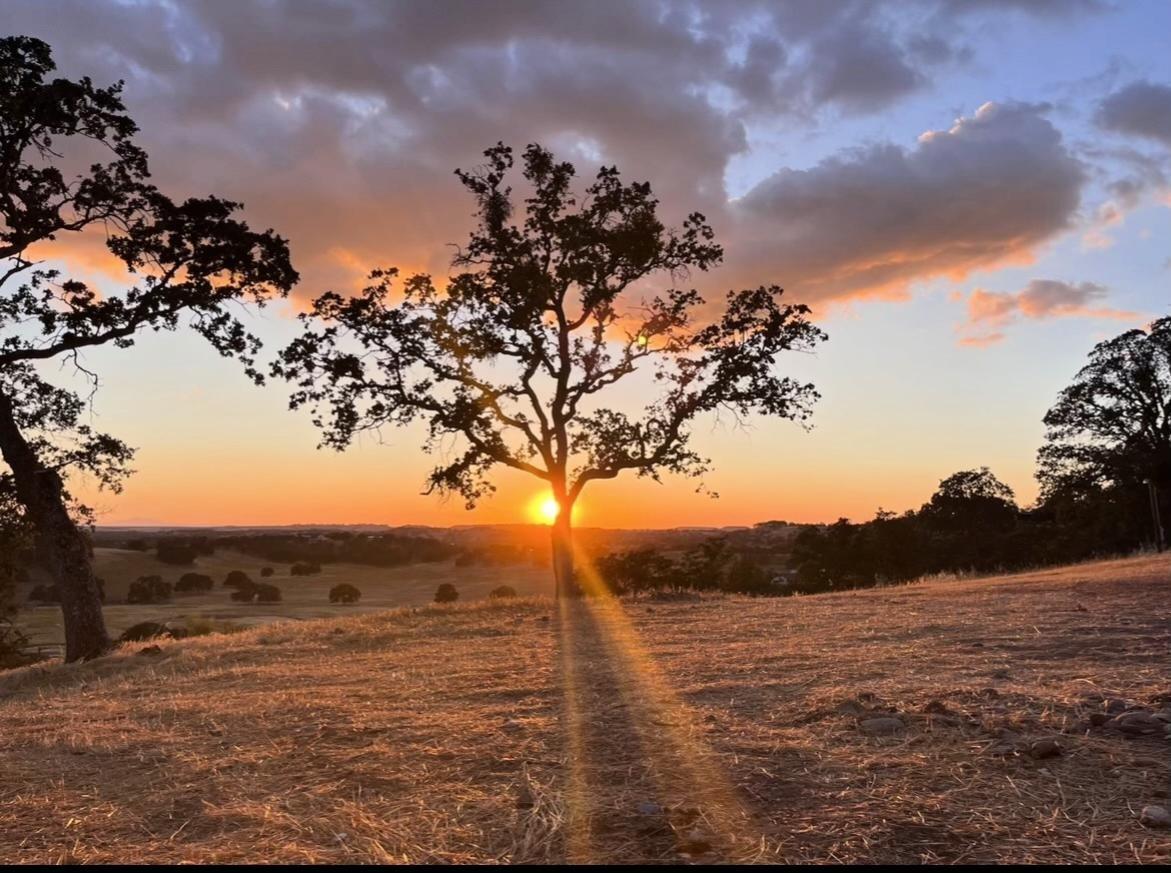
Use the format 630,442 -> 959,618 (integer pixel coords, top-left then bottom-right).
278,143 -> 824,593
0,35 -> 297,660
1038,316 -> 1170,500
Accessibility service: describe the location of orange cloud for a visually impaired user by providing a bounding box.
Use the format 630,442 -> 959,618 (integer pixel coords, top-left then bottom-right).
957,279 -> 1146,346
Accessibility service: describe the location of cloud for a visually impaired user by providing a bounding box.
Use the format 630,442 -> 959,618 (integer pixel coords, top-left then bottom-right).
0,2 -> 1103,311
957,279 -> 1143,344
1096,81 -> 1171,147
729,102 -> 1085,303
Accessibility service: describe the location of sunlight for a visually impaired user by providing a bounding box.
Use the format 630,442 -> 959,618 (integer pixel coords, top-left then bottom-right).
555,545 -> 758,860
529,492 -> 582,525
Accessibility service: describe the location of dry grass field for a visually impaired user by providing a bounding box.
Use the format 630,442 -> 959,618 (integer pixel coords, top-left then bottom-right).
0,553 -> 1168,863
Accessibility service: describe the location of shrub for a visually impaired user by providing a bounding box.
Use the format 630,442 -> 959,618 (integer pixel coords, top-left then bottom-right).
720,556 -> 774,595
255,583 -> 282,603
123,538 -> 150,552
223,570 -> 253,589
329,583 -> 361,604
156,541 -> 198,566
175,572 -> 214,594
230,582 -> 257,602
126,575 -> 172,604
28,583 -> 59,603
118,621 -> 171,642
434,582 -> 459,604
489,585 -> 517,599
260,566 -> 275,578
290,561 -> 322,576
0,617 -> 30,669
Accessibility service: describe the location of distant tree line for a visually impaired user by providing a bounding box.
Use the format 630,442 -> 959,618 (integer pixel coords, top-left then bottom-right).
596,538 -> 776,596
216,532 -> 457,568
596,317 -> 1169,597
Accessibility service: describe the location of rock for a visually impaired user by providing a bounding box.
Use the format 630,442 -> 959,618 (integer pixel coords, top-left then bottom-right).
859,716 -> 905,736
1028,737 -> 1062,759
1104,698 -> 1130,714
119,621 -> 170,643
1140,805 -> 1171,829
970,641 -> 985,648
1152,709 -> 1171,723
137,644 -> 163,656
678,828 -> 713,855
1088,712 -> 1110,727
1110,712 -> 1163,736
837,699 -> 867,717
515,784 -> 535,810
986,741 -> 1020,757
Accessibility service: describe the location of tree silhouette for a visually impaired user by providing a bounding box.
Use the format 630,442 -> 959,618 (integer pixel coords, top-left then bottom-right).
279,143 -> 824,595
1037,316 -> 1170,544
921,467 -> 1018,533
0,37 -> 297,660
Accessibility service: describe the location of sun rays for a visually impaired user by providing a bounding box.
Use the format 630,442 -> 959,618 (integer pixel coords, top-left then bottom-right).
554,544 -> 762,862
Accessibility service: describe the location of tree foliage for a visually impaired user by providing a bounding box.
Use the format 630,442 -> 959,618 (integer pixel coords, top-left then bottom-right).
1037,316 -> 1170,545
277,142 -> 824,594
0,36 -> 296,660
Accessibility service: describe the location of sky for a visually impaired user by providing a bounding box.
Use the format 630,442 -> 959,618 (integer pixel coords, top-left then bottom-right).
4,0 -> 1170,529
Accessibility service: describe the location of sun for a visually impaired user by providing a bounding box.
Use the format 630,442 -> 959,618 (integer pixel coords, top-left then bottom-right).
529,492 -> 574,525
532,495 -> 561,525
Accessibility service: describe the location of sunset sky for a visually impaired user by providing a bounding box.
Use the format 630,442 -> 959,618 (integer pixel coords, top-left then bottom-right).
6,0 -> 1170,529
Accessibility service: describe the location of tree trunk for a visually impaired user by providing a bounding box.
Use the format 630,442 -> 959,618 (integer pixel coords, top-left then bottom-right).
0,389 -> 110,661
551,509 -> 578,598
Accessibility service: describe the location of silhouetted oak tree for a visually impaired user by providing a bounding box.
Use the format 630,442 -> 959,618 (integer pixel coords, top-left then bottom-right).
1037,316 -> 1170,542
0,37 -> 297,660
278,144 -> 824,596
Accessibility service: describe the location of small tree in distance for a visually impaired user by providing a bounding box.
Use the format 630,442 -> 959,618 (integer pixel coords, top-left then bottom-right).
278,144 -> 825,597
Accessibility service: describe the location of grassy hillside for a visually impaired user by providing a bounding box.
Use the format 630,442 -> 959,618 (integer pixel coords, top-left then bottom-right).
17,548 -> 554,654
0,554 -> 1168,863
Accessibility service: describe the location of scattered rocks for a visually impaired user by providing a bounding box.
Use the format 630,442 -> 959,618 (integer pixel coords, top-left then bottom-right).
1109,711 -> 1163,736
1028,737 -> 1062,760
1139,805 -> 1171,829
859,716 -> 905,736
